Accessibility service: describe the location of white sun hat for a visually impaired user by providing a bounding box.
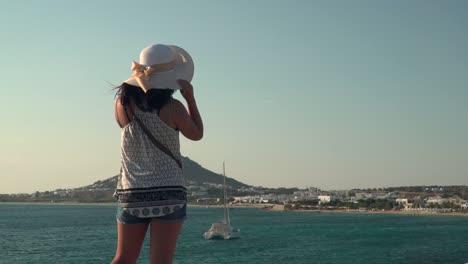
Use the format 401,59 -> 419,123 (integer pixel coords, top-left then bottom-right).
123,44 -> 194,91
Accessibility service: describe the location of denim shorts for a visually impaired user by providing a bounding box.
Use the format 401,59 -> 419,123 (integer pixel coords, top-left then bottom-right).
116,204 -> 187,225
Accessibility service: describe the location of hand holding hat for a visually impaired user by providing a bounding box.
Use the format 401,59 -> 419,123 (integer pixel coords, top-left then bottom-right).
178,79 -> 194,102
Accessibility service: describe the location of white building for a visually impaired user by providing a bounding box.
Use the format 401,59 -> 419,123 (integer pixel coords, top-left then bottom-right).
396,198 -> 409,206
354,192 -> 378,200
233,195 -> 272,204
191,191 -> 208,196
426,196 -> 443,204
426,196 -> 466,207
318,195 -> 333,203
396,198 -> 414,209
293,190 -> 318,200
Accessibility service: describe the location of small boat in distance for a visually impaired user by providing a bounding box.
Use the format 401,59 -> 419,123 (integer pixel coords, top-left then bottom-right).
203,162 -> 240,240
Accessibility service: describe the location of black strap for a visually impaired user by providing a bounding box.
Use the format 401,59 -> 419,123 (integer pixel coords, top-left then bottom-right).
132,112 -> 183,169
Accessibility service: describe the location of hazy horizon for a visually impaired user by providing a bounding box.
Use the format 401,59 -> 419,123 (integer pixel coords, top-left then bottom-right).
1,0 -> 467,194
2,153 -> 467,194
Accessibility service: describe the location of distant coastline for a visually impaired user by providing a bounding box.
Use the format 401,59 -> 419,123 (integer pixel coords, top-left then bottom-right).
267,204 -> 468,217
0,201 -> 265,208
1,201 -> 467,217
0,201 -> 116,206
286,208 -> 468,217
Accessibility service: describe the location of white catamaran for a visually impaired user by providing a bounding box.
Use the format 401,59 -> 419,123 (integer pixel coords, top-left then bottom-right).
203,162 -> 240,240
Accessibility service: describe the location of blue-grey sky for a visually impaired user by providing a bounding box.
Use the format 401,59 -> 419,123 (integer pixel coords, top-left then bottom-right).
1,0 -> 467,193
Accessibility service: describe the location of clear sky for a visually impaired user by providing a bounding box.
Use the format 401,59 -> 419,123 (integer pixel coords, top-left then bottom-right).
1,0 -> 467,193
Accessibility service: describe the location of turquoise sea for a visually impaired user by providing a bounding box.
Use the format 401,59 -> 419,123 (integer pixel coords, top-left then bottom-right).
0,204 -> 467,264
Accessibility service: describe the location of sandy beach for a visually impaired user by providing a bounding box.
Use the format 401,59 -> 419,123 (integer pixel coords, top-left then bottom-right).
272,208 -> 468,217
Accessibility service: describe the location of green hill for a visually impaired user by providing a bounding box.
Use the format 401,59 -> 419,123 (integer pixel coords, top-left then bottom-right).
79,157 -> 251,191
182,157 -> 249,189
0,157 -> 253,203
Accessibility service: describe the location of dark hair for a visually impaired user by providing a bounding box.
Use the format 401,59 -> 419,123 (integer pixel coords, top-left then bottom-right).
115,83 -> 175,113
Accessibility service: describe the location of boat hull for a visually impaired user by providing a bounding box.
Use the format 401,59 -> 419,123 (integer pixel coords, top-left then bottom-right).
204,230 -> 240,240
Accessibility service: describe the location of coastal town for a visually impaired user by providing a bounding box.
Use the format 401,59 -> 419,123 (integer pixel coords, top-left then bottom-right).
190,183 -> 468,214
1,159 -> 466,214
1,176 -> 467,215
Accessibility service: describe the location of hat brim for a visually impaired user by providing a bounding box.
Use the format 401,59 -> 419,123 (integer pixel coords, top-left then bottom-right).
124,45 -> 194,90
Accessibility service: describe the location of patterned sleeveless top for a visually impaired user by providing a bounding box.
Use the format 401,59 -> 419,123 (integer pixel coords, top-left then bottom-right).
113,105 -> 186,218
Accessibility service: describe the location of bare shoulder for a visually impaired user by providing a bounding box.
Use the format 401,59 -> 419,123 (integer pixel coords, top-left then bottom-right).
115,96 -> 131,112
168,98 -> 184,120
170,98 -> 202,140
171,98 -> 190,117
114,96 -> 126,128
171,98 -> 186,111
115,96 -> 124,111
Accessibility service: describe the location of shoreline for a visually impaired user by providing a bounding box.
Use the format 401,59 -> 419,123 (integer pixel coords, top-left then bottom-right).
2,202 -> 467,217
274,208 -> 468,217
0,201 -> 267,209
0,201 -> 116,206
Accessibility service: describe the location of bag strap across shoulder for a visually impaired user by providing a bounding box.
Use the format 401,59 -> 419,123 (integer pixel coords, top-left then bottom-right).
125,106 -> 183,169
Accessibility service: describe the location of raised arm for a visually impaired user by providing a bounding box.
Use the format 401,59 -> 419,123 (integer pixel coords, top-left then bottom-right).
173,80 -> 204,141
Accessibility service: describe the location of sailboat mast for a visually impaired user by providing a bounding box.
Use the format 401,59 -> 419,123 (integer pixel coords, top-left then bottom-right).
223,162 -> 231,225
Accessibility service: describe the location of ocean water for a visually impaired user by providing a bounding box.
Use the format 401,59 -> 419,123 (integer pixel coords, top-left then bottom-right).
0,204 -> 467,264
